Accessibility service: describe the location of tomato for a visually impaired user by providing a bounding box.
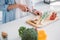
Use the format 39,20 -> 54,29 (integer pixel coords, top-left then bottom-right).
50,12 -> 57,20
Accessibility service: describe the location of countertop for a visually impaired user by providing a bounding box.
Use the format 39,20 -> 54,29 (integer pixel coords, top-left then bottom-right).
50,1 -> 60,5
0,13 -> 60,40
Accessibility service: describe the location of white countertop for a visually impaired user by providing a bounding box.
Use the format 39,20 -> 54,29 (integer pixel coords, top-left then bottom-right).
50,2 -> 60,13
50,1 -> 60,5
0,13 -> 60,40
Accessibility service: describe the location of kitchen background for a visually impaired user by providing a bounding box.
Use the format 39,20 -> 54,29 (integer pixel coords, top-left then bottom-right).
0,0 -> 60,24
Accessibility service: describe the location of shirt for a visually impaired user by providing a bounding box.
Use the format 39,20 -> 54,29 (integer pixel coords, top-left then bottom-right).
0,0 -> 16,23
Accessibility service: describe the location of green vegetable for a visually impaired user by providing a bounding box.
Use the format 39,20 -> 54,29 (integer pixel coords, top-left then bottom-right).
18,26 -> 37,40
40,12 -> 49,21
42,12 -> 48,19
18,26 -> 26,37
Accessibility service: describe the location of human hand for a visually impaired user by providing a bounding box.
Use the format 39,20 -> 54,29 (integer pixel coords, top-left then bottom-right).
7,5 -> 13,11
33,9 -> 42,16
18,4 -> 29,12
7,4 -> 18,11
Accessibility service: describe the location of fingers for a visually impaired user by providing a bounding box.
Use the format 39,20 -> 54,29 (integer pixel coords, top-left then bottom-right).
24,6 -> 30,12
26,7 -> 29,12
18,4 -> 30,12
33,10 -> 42,16
24,6 -> 28,12
7,5 -> 13,10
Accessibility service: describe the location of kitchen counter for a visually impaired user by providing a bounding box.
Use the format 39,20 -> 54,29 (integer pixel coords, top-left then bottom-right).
0,13 -> 60,40
50,1 -> 60,5
50,2 -> 60,13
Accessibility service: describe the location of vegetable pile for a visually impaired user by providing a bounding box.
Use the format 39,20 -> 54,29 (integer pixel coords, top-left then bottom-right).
18,26 -> 47,40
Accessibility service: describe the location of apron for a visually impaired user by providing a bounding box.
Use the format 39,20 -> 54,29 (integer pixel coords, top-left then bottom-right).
2,0 -> 16,23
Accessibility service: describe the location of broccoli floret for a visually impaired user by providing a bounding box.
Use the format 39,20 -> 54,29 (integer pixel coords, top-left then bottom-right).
18,27 -> 37,40
18,26 -> 26,37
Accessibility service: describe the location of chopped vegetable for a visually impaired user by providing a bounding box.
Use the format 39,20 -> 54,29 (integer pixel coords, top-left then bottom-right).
50,12 -> 57,20
18,26 -> 47,40
40,12 -> 49,22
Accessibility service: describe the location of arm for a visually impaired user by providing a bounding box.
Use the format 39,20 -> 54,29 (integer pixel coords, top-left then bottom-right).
7,4 -> 19,11
7,4 -> 29,12
0,4 -> 18,11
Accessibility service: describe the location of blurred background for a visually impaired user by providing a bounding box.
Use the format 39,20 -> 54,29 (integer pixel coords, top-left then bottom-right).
0,0 -> 60,25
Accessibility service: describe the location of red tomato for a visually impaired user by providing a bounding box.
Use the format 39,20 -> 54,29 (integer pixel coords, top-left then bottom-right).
50,12 -> 57,20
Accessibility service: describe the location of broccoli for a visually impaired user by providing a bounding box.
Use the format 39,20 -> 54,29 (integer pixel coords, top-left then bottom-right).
18,26 -> 37,40
18,26 -> 26,37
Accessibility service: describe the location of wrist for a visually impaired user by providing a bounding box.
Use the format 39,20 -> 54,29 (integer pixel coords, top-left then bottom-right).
14,4 -> 19,8
18,4 -> 22,8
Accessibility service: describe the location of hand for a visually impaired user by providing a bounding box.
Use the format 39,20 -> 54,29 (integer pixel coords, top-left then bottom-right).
7,4 -> 18,11
33,10 -> 42,16
7,5 -> 13,10
18,4 -> 29,12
